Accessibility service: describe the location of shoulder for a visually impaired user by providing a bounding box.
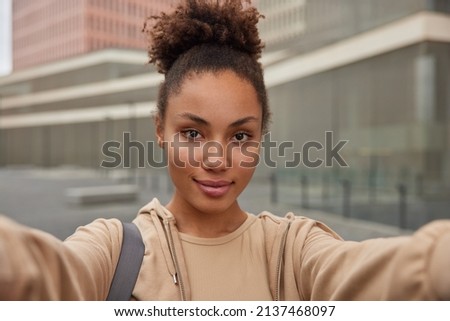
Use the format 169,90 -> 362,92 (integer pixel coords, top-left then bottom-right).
256,210 -> 343,242
256,210 -> 333,231
64,218 -> 124,251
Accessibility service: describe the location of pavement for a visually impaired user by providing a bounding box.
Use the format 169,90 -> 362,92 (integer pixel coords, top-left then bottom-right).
0,166 -> 416,241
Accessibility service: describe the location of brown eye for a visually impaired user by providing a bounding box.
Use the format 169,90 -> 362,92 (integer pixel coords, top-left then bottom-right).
188,130 -> 199,138
182,129 -> 202,140
233,132 -> 250,142
235,133 -> 245,141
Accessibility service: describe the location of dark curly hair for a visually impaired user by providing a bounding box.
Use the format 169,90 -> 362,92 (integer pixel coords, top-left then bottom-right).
142,0 -> 270,133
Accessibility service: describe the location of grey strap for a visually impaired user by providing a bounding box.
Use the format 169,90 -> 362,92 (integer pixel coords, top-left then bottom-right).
106,222 -> 145,301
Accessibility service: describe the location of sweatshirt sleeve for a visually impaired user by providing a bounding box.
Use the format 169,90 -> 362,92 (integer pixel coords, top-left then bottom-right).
296,219 -> 450,300
0,215 -> 123,300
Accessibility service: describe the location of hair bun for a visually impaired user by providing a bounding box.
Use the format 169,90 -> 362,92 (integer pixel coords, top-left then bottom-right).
143,0 -> 264,74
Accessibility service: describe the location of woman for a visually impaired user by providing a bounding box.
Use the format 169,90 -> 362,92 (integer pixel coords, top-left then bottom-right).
0,0 -> 449,300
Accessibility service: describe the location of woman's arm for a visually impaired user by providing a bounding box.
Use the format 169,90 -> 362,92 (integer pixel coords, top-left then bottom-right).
296,219 -> 450,300
0,215 -> 123,300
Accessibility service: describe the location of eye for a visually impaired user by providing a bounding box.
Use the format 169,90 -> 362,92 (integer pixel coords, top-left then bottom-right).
232,132 -> 250,143
182,129 -> 202,140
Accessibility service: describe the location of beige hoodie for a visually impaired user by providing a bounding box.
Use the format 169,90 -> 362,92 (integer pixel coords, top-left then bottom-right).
0,198 -> 449,300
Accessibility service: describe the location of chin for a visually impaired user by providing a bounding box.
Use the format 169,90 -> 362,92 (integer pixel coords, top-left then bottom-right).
191,197 -> 238,215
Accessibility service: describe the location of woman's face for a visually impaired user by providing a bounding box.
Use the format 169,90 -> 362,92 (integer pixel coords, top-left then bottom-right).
157,70 -> 263,217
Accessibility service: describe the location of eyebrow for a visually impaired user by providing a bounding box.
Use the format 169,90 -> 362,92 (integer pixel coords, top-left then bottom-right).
177,112 -> 209,126
177,112 -> 259,128
229,116 -> 259,128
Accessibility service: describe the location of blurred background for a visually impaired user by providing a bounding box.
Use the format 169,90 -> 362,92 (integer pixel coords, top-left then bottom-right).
0,0 -> 449,240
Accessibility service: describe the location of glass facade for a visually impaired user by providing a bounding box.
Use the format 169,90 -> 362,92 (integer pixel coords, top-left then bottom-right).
258,0 -> 449,51
265,41 -> 450,229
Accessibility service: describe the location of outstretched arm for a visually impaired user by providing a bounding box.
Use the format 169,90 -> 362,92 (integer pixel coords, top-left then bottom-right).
0,215 -> 123,300
295,219 -> 450,300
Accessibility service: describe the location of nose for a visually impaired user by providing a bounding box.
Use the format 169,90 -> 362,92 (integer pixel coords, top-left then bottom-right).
202,141 -> 229,171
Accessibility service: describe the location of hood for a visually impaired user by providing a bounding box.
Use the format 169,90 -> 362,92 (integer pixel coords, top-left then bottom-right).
136,198 -> 190,300
138,198 -> 175,221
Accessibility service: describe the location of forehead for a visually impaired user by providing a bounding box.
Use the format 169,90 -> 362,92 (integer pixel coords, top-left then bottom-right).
166,70 -> 262,123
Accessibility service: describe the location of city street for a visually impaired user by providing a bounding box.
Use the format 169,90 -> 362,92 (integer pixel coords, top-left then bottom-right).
0,167 -> 411,241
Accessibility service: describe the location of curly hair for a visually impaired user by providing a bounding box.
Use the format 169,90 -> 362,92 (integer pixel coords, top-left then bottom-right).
142,0 -> 271,133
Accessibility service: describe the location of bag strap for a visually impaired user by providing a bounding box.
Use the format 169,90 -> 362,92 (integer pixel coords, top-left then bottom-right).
106,222 -> 145,301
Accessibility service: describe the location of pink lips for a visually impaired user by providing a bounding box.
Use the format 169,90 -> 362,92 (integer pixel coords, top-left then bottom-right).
194,179 -> 232,197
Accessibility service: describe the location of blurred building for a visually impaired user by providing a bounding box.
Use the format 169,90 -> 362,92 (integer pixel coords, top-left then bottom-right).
12,0 -> 174,70
1,0 -> 450,228
257,0 -> 450,226
0,48 -> 161,168
0,0 -> 12,76
1,0 -> 178,168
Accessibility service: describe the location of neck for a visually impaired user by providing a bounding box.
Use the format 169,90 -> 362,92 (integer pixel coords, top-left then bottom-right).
165,198 -> 247,238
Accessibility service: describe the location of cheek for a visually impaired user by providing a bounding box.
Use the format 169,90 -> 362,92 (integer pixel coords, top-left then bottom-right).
230,143 -> 260,169
167,142 -> 203,169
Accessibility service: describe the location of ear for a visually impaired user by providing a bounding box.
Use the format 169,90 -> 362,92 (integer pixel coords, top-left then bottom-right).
154,114 -> 164,148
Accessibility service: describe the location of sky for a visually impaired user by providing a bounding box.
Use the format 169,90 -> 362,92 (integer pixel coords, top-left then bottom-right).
0,0 -> 12,76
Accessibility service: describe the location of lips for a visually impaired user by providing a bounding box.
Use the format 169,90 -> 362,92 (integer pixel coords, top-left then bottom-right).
194,179 -> 233,197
